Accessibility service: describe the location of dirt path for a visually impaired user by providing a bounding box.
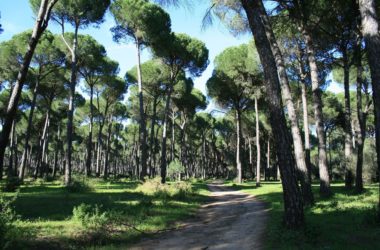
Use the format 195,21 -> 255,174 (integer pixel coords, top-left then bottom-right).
130,181 -> 269,250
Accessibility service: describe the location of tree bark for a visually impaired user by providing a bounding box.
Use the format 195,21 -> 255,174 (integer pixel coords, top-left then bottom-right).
355,35 -> 367,193
64,24 -> 79,186
136,42 -> 148,181
160,85 -> 173,184
255,97 -> 261,187
358,1 -> 380,215
85,85 -> 94,177
236,109 -> 242,184
256,0 -> 313,204
148,96 -> 158,176
0,0 -> 57,180
342,46 -> 354,188
301,25 -> 331,197
19,78 -> 40,180
241,0 -> 304,229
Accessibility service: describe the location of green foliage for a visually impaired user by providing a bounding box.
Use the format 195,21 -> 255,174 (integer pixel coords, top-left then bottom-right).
2,177 -> 22,192
167,160 -> 185,177
110,0 -> 171,46
65,179 -> 93,193
72,203 -> 109,231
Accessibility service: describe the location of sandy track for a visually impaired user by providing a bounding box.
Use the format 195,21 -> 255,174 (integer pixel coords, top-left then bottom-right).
130,181 -> 269,250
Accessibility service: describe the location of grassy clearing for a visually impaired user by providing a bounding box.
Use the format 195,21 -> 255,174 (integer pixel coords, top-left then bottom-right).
1,177 -> 210,249
227,181 -> 380,250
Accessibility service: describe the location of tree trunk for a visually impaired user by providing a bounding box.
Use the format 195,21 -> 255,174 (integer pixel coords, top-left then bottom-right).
65,25 -> 79,186
136,42 -> 148,181
53,123 -> 61,178
8,120 -> 16,178
236,109 -> 242,184
255,0 -> 313,204
241,0 -> 304,229
255,97 -> 261,187
148,96 -> 158,176
160,85 -> 173,184
298,44 -> 312,183
103,114 -> 113,179
85,85 -> 94,177
267,139 -> 270,180
0,0 -> 57,180
355,35 -> 366,193
359,2 -> 380,217
19,78 -> 40,180
342,47 -> 354,188
301,25 -> 331,197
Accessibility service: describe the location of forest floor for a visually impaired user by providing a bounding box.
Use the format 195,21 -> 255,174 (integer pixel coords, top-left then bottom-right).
227,181 -> 380,250
130,180 -> 269,250
0,177 -> 210,249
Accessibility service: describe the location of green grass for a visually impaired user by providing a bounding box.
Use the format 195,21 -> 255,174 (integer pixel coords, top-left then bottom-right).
1,177 -> 210,249
227,181 -> 380,250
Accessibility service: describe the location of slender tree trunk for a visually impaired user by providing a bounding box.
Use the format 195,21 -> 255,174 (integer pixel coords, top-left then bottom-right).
301,24 -> 331,197
40,109 -> 50,177
236,109 -> 242,184
267,139 -> 270,180
148,97 -> 158,176
170,110 -> 176,162
8,120 -> 16,177
0,0 -> 57,179
136,42 -> 148,180
241,0 -> 304,228
65,25 -> 79,186
249,137 -> 253,178
85,85 -> 94,177
19,78 -> 40,180
53,123 -> 61,178
355,35 -> 366,193
255,97 -> 261,187
103,114 -> 113,179
256,0 -> 313,204
342,47 -> 354,188
298,44 -> 312,183
160,85 -> 173,184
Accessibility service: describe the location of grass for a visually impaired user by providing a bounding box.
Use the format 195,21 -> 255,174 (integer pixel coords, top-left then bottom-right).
226,181 -> 380,250
1,177 -> 210,249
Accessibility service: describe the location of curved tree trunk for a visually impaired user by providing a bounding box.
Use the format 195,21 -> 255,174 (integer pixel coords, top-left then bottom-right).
0,0 -> 57,180
256,0 -> 313,205
241,0 -> 304,229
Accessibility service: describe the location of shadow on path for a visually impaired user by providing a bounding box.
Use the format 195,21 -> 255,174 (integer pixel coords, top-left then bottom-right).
131,181 -> 269,250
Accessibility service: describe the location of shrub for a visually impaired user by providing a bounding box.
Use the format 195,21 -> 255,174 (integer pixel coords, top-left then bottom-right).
167,160 -> 185,181
173,181 -> 194,200
65,179 -> 93,193
72,203 -> 109,232
2,177 -> 22,192
0,194 -> 18,249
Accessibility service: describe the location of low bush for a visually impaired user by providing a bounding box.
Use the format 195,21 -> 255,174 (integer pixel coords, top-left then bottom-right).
2,177 -> 22,192
72,203 -> 109,232
65,179 -> 93,193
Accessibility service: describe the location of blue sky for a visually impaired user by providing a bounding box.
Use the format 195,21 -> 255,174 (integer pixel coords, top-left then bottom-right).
0,0 -> 251,96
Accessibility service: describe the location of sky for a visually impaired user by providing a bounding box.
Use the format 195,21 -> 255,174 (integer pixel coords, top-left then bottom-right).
0,1 -> 252,95
0,0 -> 343,108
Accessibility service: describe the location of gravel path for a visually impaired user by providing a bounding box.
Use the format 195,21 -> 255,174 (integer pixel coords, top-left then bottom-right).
130,181 -> 269,250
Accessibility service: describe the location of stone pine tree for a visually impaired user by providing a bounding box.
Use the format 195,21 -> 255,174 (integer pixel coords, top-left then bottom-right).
153,33 -> 209,183
207,43 -> 260,184
239,0 -> 305,228
0,0 -> 58,180
35,0 -> 110,185
110,0 -> 171,180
